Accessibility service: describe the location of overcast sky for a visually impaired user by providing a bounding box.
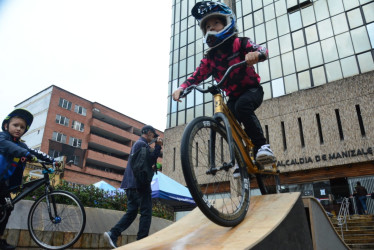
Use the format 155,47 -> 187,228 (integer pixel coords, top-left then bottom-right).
0,0 -> 172,132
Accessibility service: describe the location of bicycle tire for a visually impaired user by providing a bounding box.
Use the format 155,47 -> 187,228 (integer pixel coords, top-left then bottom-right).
256,173 -> 281,194
181,116 -> 250,227
28,190 -> 86,250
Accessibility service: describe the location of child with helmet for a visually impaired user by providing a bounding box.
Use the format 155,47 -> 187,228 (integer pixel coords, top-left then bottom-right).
172,1 -> 276,169
0,109 -> 55,250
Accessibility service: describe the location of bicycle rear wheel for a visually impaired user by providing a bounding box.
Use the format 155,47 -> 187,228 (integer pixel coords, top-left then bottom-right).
181,116 -> 250,227
256,172 -> 280,194
28,190 -> 86,250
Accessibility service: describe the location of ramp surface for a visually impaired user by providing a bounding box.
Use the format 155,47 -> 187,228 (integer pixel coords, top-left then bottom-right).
118,192 -> 349,250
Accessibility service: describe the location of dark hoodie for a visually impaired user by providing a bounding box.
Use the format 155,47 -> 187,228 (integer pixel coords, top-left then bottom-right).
0,131 -> 54,187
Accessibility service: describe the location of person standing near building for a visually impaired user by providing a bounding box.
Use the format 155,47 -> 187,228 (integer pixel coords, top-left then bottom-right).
104,125 -> 162,248
354,181 -> 368,215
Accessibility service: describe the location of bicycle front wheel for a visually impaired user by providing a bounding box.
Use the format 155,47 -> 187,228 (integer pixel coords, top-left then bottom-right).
181,116 -> 250,227
28,190 -> 86,250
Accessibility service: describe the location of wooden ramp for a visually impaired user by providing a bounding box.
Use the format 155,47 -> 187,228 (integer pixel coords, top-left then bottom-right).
118,192 -> 349,250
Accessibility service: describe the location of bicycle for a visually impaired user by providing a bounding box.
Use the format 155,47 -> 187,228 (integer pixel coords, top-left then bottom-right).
0,160 -> 86,249
180,61 -> 281,227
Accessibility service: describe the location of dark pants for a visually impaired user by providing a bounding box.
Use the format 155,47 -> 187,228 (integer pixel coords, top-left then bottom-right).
0,181 -> 11,236
227,87 -> 266,148
110,188 -> 152,241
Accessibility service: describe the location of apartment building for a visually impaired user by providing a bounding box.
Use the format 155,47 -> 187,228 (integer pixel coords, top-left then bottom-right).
15,85 -> 163,187
163,0 -> 374,214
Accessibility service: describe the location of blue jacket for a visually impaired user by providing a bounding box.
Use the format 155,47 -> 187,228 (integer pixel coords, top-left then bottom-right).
120,137 -> 162,190
0,131 -> 54,187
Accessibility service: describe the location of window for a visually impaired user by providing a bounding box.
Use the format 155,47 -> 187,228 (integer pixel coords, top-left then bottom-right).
72,121 -> 85,132
298,117 -> 305,147
73,155 -> 80,165
355,105 -> 366,137
281,121 -> 287,151
49,149 -> 62,158
52,132 -> 67,143
335,109 -> 344,140
74,105 -> 87,116
69,137 -> 82,148
316,113 -> 324,144
55,114 -> 69,127
58,98 -> 72,110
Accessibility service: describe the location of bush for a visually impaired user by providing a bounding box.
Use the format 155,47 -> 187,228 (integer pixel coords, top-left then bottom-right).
23,180 -> 174,221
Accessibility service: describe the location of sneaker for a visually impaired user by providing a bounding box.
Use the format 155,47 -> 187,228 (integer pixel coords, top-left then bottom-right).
0,239 -> 15,250
104,231 -> 118,248
232,164 -> 240,179
255,144 -> 276,165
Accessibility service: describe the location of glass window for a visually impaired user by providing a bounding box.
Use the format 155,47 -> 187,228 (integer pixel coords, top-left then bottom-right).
282,51 -> 296,75
69,137 -> 82,148
318,19 -> 333,40
357,52 -> 374,73
264,4 -> 275,21
262,82 -> 272,100
170,113 -> 176,127
287,0 -> 297,8
294,47 -> 309,72
325,61 -> 343,82
196,89 -> 203,105
347,8 -> 363,29
327,0 -> 344,16
331,13 -> 348,35
343,0 -> 359,10
52,132 -> 67,143
314,0 -> 330,22
351,26 -> 371,53
253,0 -> 263,11
255,24 -> 266,44
360,0 -> 372,4
275,0 -> 287,17
195,104 -> 204,118
289,11 -> 302,32
266,19 -> 278,41
279,34 -> 292,53
277,15 -> 290,36
340,56 -> 359,78
292,30 -> 305,49
305,25 -> 318,44
301,5 -> 316,27
188,26 -> 195,44
244,28 -> 255,41
242,0 -> 252,15
263,0 -> 273,5
186,92 -> 194,108
335,32 -> 354,58
187,56 -> 195,75
180,45 -> 187,61
312,66 -> 327,86
177,110 -> 185,125
186,108 -> 194,123
58,98 -> 72,110
307,42 -> 323,67
298,71 -> 311,90
321,37 -> 339,63
74,105 -> 87,116
284,74 -> 298,93
272,78 -> 285,98
367,23 -> 374,48
363,3 -> 374,23
268,38 -> 280,57
243,14 -> 253,31
204,102 -> 213,117
254,10 -> 264,26
72,121 -> 84,132
258,60 -> 270,82
269,56 -> 282,79
179,59 -> 186,77
55,115 -> 69,127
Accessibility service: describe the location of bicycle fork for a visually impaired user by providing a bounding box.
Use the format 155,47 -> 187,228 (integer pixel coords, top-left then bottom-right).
45,187 -> 61,224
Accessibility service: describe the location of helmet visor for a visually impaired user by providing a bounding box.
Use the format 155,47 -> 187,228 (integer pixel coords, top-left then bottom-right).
192,1 -> 232,21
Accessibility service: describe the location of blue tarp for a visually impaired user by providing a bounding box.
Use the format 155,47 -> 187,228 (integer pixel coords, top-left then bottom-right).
151,172 -> 196,212
93,180 -> 116,192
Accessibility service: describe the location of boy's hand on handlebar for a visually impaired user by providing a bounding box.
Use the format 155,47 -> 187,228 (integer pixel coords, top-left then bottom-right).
26,154 -> 38,162
245,52 -> 259,67
172,88 -> 184,102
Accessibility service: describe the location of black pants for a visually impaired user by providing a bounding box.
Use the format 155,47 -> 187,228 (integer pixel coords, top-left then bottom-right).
0,181 -> 11,236
227,87 -> 266,148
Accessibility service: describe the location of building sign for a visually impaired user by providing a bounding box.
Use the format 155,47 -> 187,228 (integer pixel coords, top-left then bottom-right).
277,147 -> 373,167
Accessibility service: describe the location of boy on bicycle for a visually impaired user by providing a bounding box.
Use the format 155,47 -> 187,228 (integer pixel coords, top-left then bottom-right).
172,1 -> 276,170
0,109 -> 54,250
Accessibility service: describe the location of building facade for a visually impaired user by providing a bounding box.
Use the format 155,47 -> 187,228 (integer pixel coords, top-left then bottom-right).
15,85 -> 163,187
163,0 -> 374,214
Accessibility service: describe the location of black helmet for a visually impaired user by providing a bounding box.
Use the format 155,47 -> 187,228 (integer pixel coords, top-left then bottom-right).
141,125 -> 159,138
2,109 -> 34,133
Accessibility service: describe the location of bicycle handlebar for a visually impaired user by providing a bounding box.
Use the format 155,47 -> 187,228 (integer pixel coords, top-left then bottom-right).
180,61 -> 247,98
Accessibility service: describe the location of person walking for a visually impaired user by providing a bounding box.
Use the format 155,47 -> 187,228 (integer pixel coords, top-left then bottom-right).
354,181 -> 368,215
104,125 -> 162,248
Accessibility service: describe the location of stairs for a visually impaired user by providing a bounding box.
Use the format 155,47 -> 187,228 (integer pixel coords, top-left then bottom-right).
331,214 -> 374,249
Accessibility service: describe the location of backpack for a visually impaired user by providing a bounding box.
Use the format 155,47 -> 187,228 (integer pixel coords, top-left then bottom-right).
129,143 -> 155,189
